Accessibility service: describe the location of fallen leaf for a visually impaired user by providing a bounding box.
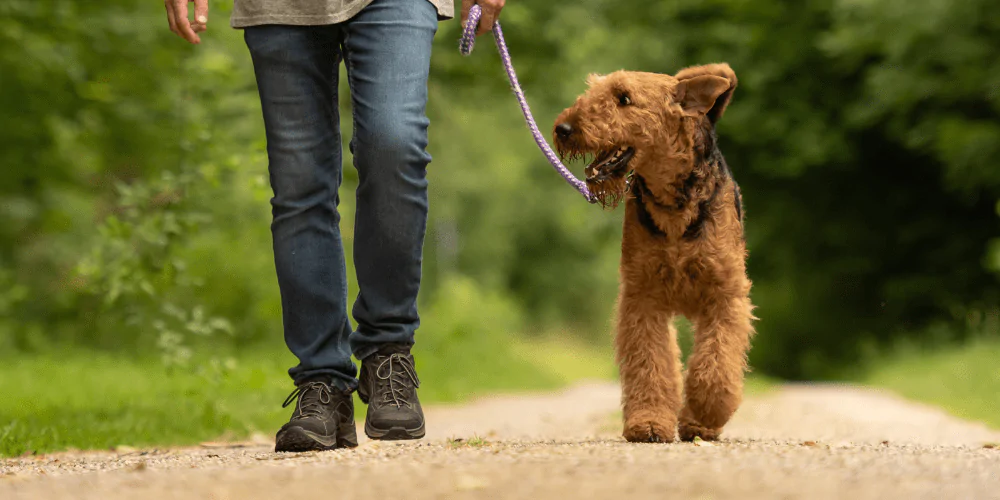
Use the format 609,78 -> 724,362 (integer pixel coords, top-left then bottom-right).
881,440 -> 890,446
692,437 -> 714,447
984,443 -> 998,449
802,441 -> 818,447
132,461 -> 147,472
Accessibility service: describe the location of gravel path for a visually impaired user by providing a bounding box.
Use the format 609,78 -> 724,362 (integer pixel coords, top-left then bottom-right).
2,382 -> 999,499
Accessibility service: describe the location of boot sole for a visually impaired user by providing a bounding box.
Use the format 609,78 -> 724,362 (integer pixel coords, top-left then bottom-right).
275,425 -> 358,452
364,420 -> 426,441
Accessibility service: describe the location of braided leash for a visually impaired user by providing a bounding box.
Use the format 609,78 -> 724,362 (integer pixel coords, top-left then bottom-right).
460,4 -> 596,203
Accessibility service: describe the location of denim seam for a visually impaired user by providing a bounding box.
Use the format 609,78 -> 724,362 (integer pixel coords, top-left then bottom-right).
339,27 -> 374,364
329,31 -> 352,328
341,29 -> 360,167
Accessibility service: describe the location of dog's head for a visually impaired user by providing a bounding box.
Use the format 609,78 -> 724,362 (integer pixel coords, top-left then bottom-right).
553,64 -> 737,208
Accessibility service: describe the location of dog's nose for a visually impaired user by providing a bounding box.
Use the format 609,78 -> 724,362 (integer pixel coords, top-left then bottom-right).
555,122 -> 573,139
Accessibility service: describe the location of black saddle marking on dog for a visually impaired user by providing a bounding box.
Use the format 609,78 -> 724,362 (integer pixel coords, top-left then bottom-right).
691,120 -> 745,240
631,174 -> 667,237
679,122 -> 730,241
631,120 -> 744,240
672,170 -> 700,210
682,181 -> 722,241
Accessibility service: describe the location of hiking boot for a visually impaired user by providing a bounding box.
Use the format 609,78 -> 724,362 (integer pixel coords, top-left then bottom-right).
274,380 -> 358,452
357,344 -> 425,440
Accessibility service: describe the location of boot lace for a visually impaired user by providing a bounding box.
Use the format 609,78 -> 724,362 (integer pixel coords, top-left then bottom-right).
282,381 -> 333,419
375,354 -> 421,408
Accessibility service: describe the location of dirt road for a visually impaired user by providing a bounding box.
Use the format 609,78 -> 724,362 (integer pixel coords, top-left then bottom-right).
2,382 -> 999,499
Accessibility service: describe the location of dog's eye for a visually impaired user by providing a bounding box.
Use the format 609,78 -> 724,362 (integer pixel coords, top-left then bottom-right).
618,93 -> 631,106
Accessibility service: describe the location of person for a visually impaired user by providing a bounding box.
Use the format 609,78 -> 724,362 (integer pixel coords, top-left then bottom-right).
164,0 -> 505,451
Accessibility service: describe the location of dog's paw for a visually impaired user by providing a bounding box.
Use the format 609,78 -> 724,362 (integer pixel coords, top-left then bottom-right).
677,419 -> 721,442
623,418 -> 677,444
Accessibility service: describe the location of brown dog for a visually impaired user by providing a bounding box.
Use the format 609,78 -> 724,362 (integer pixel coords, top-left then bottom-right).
554,64 -> 755,443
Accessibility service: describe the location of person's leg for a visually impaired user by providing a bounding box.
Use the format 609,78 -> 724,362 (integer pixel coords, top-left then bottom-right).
341,0 -> 438,360
244,25 -> 358,392
339,0 -> 437,440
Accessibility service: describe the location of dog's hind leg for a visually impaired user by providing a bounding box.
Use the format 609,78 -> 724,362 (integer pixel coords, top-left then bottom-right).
616,288 -> 683,443
679,294 -> 754,441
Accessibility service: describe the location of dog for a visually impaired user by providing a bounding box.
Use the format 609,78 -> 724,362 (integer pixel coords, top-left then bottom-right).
554,63 -> 755,443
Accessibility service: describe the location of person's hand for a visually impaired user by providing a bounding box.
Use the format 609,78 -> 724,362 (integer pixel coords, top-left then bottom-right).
165,0 -> 209,44
461,0 -> 506,37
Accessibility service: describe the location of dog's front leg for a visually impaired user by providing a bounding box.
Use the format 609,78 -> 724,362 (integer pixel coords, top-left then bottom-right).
679,294 -> 754,441
615,288 -> 683,443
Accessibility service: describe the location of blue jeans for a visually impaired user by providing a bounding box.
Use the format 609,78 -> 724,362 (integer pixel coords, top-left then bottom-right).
244,0 -> 438,391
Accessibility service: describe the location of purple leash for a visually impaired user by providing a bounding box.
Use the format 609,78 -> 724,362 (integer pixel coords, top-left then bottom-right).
460,5 -> 596,203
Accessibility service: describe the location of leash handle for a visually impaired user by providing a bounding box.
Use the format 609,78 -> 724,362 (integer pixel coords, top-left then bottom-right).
459,4 -> 481,56
460,5 -> 596,203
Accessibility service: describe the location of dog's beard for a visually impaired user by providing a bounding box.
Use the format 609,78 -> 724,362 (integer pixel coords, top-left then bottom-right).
557,146 -> 631,209
587,175 -> 628,209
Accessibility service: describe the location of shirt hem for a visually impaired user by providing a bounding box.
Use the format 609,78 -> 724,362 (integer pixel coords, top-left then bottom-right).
231,2 -> 454,28
231,10 -> 367,28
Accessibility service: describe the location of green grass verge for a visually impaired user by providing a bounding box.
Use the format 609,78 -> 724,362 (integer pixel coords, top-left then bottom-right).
864,338 -> 1000,429
0,336 -> 614,458
0,331 -> 784,457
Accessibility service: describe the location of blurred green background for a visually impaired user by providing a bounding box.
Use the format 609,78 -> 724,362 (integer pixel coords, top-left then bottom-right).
1,0 -> 998,455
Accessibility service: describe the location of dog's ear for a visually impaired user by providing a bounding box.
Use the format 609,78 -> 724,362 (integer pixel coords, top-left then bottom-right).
674,63 -> 737,123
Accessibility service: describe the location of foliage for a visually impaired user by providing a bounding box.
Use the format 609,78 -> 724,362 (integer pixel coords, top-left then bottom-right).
425,0 -> 1000,377
0,0 -> 998,380
525,0 -> 1000,377
73,170 -> 235,363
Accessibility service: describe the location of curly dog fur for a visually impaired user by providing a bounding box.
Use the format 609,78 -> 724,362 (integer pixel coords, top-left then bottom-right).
554,63 -> 755,443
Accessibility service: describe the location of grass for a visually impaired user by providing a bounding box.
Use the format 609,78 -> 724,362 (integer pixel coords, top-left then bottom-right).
447,435 -> 490,449
0,330 -> 787,458
863,338 -> 1000,429
0,336 -> 615,458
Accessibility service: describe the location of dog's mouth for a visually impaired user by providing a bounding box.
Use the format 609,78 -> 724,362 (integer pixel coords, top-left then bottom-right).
580,146 -> 634,209
584,146 -> 635,183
